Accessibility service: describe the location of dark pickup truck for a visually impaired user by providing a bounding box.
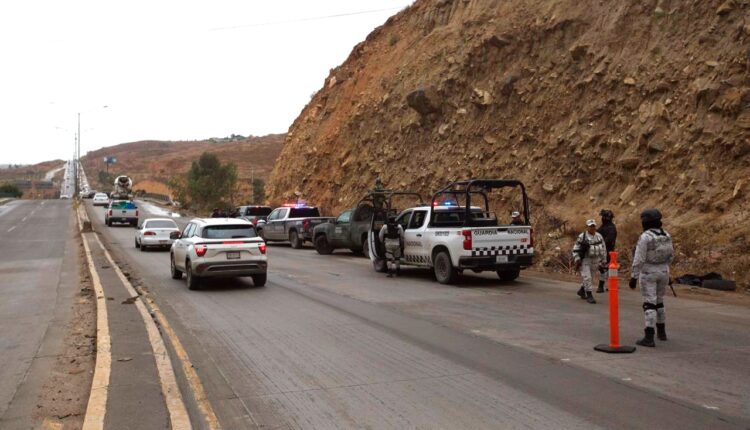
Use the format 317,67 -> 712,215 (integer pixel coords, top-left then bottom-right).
312,205 -> 375,256
257,205 -> 334,249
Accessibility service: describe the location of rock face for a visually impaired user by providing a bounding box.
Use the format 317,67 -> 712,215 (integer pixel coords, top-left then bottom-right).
268,0 -> 750,287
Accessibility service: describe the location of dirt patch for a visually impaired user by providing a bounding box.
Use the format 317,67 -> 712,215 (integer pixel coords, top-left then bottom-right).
33,240 -> 96,429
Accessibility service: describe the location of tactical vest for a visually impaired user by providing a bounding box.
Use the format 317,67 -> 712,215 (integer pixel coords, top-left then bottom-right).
385,223 -> 400,240
643,229 -> 673,264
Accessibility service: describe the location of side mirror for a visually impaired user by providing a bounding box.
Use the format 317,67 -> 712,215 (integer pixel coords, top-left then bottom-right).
170,231 -> 181,240
256,219 -> 267,225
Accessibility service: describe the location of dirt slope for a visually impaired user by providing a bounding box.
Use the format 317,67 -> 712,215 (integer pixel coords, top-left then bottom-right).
81,134 -> 285,201
268,0 -> 750,288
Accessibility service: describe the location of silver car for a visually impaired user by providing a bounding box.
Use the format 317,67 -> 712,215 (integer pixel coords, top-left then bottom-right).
135,218 -> 180,251
170,218 -> 267,290
92,193 -> 110,206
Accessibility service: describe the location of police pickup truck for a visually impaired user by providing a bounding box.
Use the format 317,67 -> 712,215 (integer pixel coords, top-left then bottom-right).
368,179 -> 534,284
257,204 -> 334,249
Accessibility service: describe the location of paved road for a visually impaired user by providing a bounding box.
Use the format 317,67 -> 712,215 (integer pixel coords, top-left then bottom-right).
87,201 -> 750,429
0,200 -> 81,427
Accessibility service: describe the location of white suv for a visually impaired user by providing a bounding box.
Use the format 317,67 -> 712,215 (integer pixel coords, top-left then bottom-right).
170,218 -> 267,290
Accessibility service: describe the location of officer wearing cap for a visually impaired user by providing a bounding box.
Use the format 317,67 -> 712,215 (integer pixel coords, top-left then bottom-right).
510,211 -> 524,225
596,209 -> 617,293
572,219 -> 607,304
629,208 -> 674,347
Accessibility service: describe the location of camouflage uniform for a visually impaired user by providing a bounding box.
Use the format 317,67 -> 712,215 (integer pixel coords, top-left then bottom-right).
572,231 -> 607,293
631,228 -> 674,329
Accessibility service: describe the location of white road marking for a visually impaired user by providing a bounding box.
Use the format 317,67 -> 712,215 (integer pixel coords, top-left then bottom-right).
92,233 -> 192,430
560,358 -> 571,362
702,405 -> 719,410
621,377 -> 632,381
21,216 -> 27,222
80,234 -> 111,430
7,226 -> 15,232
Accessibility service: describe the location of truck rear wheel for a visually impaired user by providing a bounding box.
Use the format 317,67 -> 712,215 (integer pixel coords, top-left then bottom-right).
497,269 -> 520,282
433,251 -> 458,284
315,235 -> 333,255
289,230 -> 302,249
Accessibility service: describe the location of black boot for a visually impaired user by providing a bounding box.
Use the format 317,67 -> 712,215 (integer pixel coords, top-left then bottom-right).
586,291 -> 596,304
577,286 -> 586,299
636,328 -> 656,347
656,323 -> 667,341
596,281 -> 606,293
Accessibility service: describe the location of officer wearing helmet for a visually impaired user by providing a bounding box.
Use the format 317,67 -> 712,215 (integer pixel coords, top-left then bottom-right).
510,211 -> 524,225
572,219 -> 608,304
629,208 -> 674,347
596,209 -> 617,293
379,215 -> 404,278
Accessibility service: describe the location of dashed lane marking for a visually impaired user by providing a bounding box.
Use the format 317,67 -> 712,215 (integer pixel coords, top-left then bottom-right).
92,233 -> 193,430
7,226 -> 15,232
80,234 -> 111,430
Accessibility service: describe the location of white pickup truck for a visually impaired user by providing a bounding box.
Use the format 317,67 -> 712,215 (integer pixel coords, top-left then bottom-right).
368,179 -> 534,284
104,200 -> 139,227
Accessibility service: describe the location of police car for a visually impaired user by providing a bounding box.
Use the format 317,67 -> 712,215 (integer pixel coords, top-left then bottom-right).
368,179 -> 534,284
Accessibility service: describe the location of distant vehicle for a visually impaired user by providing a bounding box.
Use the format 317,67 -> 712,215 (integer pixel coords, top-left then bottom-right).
257,204 -> 334,249
236,205 -> 273,225
105,200 -> 139,227
92,192 -> 110,206
135,218 -> 180,251
59,194 -> 71,199
313,205 -> 375,257
368,179 -> 535,284
170,218 -> 267,290
84,190 -> 98,199
112,175 -> 133,200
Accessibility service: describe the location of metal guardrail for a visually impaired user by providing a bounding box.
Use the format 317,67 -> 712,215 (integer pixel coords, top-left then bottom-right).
140,192 -> 171,203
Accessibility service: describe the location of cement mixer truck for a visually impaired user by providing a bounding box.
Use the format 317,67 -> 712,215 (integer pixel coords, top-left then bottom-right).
112,175 -> 133,199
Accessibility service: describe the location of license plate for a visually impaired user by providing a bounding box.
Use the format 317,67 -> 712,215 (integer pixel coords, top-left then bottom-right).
159,240 -> 168,244
226,251 -> 240,260
496,255 -> 508,263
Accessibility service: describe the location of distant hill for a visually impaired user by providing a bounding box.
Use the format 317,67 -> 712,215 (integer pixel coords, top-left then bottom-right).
81,134 -> 285,203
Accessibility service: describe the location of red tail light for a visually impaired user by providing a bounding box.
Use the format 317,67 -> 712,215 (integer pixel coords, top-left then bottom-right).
108,210 -> 112,216
144,231 -> 156,236
195,245 -> 207,257
462,230 -> 472,250
530,228 -> 534,248
258,243 -> 267,254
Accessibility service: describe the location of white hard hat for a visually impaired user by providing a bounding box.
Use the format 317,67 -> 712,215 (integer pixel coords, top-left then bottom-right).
586,219 -> 597,227
512,211 -> 520,217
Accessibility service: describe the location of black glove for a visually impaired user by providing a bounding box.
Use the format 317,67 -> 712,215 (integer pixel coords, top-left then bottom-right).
629,278 -> 638,289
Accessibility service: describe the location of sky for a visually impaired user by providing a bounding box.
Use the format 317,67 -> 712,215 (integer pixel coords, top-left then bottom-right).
0,0 -> 414,164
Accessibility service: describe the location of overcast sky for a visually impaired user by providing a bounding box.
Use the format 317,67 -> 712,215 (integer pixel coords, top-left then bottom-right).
0,0 -> 413,164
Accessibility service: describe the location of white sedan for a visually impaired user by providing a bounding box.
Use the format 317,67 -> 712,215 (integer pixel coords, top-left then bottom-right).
135,218 -> 180,251
92,193 -> 110,206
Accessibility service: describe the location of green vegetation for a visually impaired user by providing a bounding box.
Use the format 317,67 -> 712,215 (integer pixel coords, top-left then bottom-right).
171,152 -> 238,210
0,182 -> 23,198
98,171 -> 115,189
251,178 -> 265,203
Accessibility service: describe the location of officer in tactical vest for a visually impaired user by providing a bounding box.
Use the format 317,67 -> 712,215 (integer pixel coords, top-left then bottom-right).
596,209 -> 617,293
573,219 -> 608,304
629,208 -> 674,347
379,215 -> 404,278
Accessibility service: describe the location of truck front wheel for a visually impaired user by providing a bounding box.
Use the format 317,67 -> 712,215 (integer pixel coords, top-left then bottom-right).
315,235 -> 333,255
433,251 -> 458,284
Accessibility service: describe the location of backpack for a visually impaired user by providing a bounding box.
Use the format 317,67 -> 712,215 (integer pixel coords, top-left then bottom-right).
577,234 -> 591,259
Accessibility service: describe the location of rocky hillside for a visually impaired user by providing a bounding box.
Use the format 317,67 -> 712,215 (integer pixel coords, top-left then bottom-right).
82,134 -> 284,201
268,0 -> 750,287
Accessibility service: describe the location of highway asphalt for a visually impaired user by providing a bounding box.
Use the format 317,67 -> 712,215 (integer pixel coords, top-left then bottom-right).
0,200 -> 83,428
86,200 -> 750,429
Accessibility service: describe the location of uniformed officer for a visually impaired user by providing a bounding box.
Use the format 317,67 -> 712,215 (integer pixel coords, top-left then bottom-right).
573,219 -> 608,304
379,215 -> 404,278
629,208 -> 674,347
510,211 -> 524,225
596,209 -> 617,293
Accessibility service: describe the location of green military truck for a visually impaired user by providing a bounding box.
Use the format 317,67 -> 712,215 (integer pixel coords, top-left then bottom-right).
312,205 -> 374,256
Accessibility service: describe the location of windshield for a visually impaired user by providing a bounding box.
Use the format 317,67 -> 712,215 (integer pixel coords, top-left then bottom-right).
111,201 -> 136,209
145,220 -> 177,229
95,194 -> 108,198
202,225 -> 257,239
289,208 -> 320,218
244,207 -> 272,216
